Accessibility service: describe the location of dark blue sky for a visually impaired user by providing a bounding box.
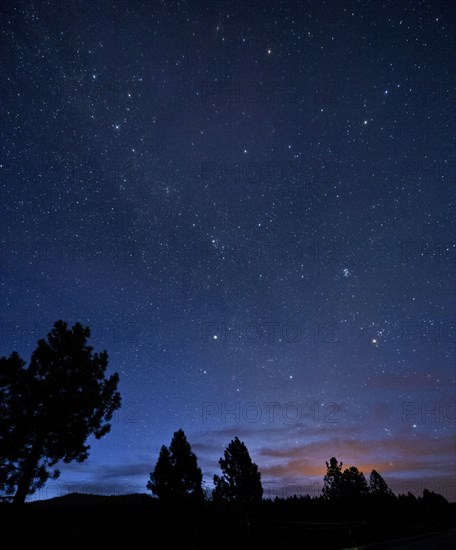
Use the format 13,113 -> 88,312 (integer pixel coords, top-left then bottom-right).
1,0 -> 455,501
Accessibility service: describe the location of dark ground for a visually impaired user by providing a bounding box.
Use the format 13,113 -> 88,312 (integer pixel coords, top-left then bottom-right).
1,493 -> 454,550
347,528 -> 456,549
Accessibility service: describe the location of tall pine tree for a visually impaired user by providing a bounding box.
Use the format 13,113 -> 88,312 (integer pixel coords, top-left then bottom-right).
213,437 -> 263,503
147,429 -> 203,503
322,457 -> 343,500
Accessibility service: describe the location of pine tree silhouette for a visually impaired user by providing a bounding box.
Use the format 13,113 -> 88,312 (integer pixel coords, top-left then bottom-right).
147,429 -> 203,503
213,436 -> 263,503
0,321 -> 121,504
322,457 -> 343,500
369,469 -> 393,497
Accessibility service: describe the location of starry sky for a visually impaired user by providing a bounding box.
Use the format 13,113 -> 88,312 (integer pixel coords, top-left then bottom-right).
1,0 -> 455,501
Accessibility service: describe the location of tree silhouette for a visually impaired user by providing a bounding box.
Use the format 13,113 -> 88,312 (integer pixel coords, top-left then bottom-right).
0,321 -> 121,504
421,488 -> 448,506
147,445 -> 174,501
322,457 -> 343,500
147,429 -> 203,503
340,466 -> 369,498
323,458 -> 369,500
369,469 -> 393,497
213,436 -> 263,503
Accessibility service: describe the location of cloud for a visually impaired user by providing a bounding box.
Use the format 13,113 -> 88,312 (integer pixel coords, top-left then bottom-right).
191,424 -> 455,498
57,460 -> 151,481
50,426 -> 454,502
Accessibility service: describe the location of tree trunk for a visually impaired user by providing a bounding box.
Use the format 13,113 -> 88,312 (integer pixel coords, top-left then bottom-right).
13,444 -> 42,505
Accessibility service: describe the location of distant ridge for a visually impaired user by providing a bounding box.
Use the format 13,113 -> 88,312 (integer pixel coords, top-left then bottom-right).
27,492 -> 154,508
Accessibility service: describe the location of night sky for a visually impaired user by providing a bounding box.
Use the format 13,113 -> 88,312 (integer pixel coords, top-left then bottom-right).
1,0 -> 455,501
